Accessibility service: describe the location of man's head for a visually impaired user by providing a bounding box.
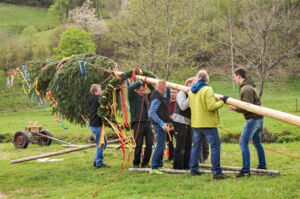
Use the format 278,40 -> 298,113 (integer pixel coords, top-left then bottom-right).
156,80 -> 167,94
135,84 -> 145,96
185,77 -> 197,87
196,70 -> 209,83
234,68 -> 247,85
170,89 -> 178,101
90,84 -> 102,96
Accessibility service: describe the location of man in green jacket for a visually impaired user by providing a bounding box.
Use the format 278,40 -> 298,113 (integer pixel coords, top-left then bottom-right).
189,70 -> 228,179
230,68 -> 266,178
128,81 -> 155,168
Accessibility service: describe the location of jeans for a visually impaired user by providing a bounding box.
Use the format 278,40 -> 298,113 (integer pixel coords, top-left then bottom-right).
240,119 -> 266,172
90,126 -> 107,167
151,124 -> 166,169
132,122 -> 154,166
189,128 -> 222,175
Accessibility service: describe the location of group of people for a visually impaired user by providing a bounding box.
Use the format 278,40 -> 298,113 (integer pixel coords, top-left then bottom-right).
88,68 -> 267,179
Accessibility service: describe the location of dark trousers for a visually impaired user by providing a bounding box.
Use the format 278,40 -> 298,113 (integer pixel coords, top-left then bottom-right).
132,121 -> 154,166
173,122 -> 192,169
166,129 -> 174,160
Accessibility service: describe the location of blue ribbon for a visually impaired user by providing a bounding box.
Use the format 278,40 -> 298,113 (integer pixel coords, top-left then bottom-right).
59,113 -> 68,130
78,61 -> 88,80
22,64 -> 30,81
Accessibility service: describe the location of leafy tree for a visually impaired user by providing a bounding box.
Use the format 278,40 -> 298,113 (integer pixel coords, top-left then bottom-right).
48,0 -> 83,24
54,27 -> 96,59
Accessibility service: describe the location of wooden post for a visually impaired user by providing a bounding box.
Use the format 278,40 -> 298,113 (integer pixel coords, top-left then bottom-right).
115,71 -> 300,127
128,168 -> 239,174
199,164 -> 280,175
11,139 -> 121,164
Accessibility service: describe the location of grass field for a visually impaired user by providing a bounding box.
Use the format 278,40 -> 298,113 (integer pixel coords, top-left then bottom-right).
0,3 -> 52,34
1,69 -> 300,198
1,142 -> 300,198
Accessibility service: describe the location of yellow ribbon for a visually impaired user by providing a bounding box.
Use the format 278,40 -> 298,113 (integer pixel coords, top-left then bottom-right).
99,123 -> 106,148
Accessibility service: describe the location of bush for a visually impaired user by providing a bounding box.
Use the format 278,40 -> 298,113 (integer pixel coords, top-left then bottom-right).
54,27 -> 96,60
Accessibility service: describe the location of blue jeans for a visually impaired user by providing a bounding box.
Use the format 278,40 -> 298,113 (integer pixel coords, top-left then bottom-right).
240,119 -> 266,172
90,126 -> 107,167
189,128 -> 222,175
151,125 -> 166,169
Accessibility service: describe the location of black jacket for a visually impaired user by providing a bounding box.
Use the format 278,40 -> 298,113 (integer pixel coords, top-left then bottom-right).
88,95 -> 102,127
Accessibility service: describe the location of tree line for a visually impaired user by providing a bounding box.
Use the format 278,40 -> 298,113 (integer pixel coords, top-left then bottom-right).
1,0 -> 300,97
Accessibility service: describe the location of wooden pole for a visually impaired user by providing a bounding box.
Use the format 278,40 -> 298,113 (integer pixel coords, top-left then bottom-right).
128,168 -> 239,174
199,164 -> 280,175
11,139 -> 121,164
115,72 -> 300,127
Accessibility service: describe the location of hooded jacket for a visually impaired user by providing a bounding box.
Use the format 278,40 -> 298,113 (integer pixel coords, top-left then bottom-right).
237,78 -> 263,120
189,83 -> 224,128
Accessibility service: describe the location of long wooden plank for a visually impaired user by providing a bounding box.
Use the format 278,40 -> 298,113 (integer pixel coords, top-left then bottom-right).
115,72 -> 300,127
128,168 -> 240,174
199,164 -> 280,174
11,138 -> 121,164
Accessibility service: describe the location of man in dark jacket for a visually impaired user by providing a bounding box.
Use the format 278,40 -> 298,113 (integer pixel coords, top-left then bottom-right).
128,81 -> 155,168
230,68 -> 266,177
149,80 -> 170,174
88,84 -> 109,168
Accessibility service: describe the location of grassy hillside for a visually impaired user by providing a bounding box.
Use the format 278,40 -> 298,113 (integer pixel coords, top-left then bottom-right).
0,3 -> 52,34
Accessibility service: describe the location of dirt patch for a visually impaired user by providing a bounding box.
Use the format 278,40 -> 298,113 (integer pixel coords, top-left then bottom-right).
0,193 -> 8,199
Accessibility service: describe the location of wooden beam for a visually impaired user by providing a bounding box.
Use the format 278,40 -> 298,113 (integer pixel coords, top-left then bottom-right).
115,72 -> 300,127
128,168 -> 240,174
199,164 -> 280,174
11,138 -> 121,164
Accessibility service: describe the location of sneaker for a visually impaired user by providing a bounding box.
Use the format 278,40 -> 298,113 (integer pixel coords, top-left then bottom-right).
133,164 -> 139,168
96,163 -> 111,168
93,161 -> 96,167
150,169 -> 164,175
190,170 -> 201,176
236,171 -> 250,178
213,173 -> 226,180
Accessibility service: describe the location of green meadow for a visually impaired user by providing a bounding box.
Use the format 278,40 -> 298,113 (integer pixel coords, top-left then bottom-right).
1,70 -> 300,198
0,3 -> 52,34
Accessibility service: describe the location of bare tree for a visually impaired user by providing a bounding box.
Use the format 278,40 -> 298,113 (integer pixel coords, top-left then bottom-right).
229,0 -> 300,97
0,32 -> 20,75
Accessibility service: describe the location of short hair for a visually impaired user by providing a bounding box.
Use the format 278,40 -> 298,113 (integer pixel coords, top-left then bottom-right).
234,68 -> 247,78
156,80 -> 166,89
90,84 -> 101,94
196,70 -> 209,82
185,77 -> 196,86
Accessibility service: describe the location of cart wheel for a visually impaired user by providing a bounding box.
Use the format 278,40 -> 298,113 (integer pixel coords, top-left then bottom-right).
38,130 -> 52,146
13,131 -> 29,149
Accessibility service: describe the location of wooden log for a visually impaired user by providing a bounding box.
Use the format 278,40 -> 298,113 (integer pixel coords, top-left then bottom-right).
11,138 -> 121,164
128,168 -> 240,174
115,72 -> 300,127
199,164 -> 280,175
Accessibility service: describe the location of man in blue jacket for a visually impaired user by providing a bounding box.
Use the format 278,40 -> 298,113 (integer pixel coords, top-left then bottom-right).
149,80 -> 170,175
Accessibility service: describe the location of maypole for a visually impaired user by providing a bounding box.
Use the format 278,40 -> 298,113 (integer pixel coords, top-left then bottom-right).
115,72 -> 300,127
